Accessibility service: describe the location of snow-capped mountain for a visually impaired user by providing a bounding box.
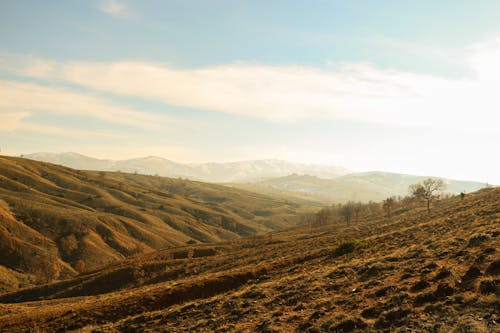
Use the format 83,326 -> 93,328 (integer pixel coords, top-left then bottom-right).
22,152 -> 350,182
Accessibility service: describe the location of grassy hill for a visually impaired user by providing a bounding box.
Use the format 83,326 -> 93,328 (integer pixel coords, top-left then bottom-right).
234,172 -> 488,203
0,186 -> 497,332
0,156 -> 317,292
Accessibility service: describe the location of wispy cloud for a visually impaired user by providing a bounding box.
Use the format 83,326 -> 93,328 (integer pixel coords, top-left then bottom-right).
0,80 -> 173,132
0,111 -> 30,132
20,122 -> 124,138
98,0 -> 131,17
2,37 -> 500,132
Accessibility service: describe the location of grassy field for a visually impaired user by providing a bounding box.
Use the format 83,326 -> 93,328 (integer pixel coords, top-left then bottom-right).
0,156 -> 318,292
0,184 -> 497,332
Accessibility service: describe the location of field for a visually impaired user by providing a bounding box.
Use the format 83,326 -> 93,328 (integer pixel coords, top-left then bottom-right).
0,183 -> 497,332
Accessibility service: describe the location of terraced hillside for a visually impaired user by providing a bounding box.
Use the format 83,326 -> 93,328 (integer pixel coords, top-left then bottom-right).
0,156 -> 316,292
0,187 -> 498,332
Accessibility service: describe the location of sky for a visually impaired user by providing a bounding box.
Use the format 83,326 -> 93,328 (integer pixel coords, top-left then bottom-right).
0,0 -> 499,184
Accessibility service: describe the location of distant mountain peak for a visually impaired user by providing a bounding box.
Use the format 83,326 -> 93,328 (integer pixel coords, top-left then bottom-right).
22,152 -> 350,183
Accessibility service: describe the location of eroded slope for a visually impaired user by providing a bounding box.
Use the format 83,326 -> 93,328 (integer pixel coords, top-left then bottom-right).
0,188 -> 498,332
0,156 -> 314,291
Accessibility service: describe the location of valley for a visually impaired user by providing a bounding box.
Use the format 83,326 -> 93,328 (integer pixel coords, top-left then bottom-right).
0,156 -> 317,292
0,172 -> 497,332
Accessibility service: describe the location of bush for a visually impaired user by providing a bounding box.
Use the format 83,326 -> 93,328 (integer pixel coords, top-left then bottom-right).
333,239 -> 369,257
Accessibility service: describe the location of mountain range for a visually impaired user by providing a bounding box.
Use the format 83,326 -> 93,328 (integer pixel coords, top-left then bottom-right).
24,152 -> 489,203
23,152 -> 350,182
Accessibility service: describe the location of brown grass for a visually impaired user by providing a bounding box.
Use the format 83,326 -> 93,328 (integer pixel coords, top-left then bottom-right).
0,155 -> 317,293
0,185 -> 497,332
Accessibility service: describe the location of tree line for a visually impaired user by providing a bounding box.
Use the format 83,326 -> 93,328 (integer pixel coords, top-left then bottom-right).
309,178 -> 448,227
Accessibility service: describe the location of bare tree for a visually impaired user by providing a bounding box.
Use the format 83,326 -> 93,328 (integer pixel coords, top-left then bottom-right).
409,178 -> 446,212
353,202 -> 363,221
340,201 -> 355,224
315,208 -> 333,227
382,197 -> 396,218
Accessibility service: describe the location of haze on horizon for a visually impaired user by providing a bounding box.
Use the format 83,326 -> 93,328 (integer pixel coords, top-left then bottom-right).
1,1 -> 499,184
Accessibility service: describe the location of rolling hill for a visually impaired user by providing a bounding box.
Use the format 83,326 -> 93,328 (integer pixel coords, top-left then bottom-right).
24,152 -> 489,204
236,172 -> 488,203
23,152 -> 351,182
0,187 -> 497,332
0,156 -> 317,292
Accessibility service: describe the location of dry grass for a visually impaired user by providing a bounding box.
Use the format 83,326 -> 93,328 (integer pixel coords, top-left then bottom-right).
0,185 -> 498,332
0,155 -> 317,293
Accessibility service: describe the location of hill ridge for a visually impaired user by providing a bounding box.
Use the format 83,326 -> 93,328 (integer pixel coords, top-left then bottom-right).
0,187 -> 498,332
23,152 -> 351,182
0,155 -> 315,292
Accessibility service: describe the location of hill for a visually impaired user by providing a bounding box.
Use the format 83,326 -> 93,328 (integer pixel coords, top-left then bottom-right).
0,156 -> 317,292
23,152 -> 350,182
236,172 -> 488,203
0,187 -> 498,332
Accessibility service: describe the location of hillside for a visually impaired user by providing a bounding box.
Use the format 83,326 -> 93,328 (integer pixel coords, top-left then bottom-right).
24,152 -> 350,182
0,156 -> 316,292
0,187 -> 498,332
237,172 -> 488,203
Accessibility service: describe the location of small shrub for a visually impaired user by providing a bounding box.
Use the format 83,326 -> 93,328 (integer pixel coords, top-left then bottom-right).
332,239 -> 369,257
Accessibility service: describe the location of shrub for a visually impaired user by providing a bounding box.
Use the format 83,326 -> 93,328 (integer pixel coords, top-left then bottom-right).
333,239 -> 369,257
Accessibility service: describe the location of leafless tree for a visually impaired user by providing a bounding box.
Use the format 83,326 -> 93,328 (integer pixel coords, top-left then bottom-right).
353,202 -> 363,221
409,178 -> 446,212
382,197 -> 396,218
341,201 -> 355,224
315,208 -> 333,226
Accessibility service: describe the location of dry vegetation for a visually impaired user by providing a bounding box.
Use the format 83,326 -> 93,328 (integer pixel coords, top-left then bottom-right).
0,156 -> 317,292
0,182 -> 498,332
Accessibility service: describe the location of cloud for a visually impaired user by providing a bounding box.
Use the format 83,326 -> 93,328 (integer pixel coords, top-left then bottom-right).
0,111 -> 30,132
0,53 -> 58,79
0,80 -> 174,131
2,37 -> 500,131
59,61 -> 500,130
19,122 -> 123,138
98,0 -> 131,17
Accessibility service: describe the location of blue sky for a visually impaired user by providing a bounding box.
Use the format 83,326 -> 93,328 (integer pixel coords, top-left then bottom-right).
1,0 -> 499,183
